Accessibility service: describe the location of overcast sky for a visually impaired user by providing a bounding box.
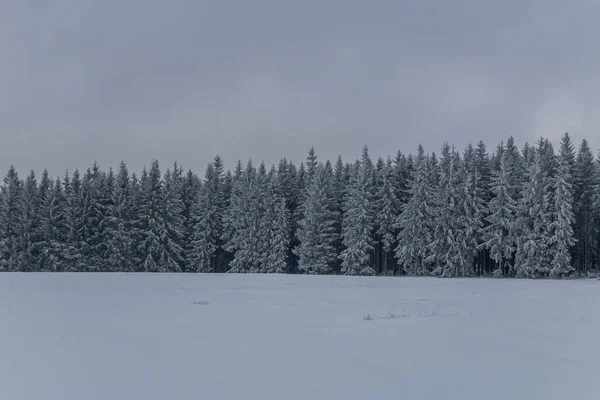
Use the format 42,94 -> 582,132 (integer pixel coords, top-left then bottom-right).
2,0 -> 600,176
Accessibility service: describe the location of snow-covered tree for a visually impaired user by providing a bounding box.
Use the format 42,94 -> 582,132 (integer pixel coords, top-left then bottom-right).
295,164 -> 339,274
431,148 -> 475,277
222,161 -> 264,273
374,157 -> 400,275
592,151 -> 600,265
573,140 -> 596,274
514,156 -> 552,278
0,166 -> 22,270
339,155 -> 376,276
180,168 -> 201,270
60,171 -> 85,272
37,178 -> 67,272
157,166 -> 185,272
394,145 -> 436,275
481,150 -> 517,276
548,137 -> 577,277
261,169 -> 290,273
78,163 -> 105,270
14,171 -> 39,271
138,160 -> 168,272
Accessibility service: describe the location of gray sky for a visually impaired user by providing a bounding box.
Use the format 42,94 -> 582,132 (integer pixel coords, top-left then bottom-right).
2,0 -> 600,177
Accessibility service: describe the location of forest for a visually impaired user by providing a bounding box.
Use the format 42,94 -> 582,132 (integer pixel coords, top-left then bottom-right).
0,133 -> 598,278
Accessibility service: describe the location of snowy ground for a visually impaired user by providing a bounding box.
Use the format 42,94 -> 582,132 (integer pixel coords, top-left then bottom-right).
1,274 -> 599,400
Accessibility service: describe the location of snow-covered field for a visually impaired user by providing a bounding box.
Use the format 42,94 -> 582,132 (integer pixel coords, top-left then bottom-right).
1,274 -> 599,399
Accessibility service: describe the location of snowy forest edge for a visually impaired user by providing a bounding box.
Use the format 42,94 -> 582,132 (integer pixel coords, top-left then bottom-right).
1,133 -> 600,279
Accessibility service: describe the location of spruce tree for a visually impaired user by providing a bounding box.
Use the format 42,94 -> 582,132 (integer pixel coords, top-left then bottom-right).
138,160 -> 167,272
374,157 -> 400,275
482,150 -> 517,276
190,161 -> 225,272
339,156 -> 376,276
260,169 -> 290,273
180,169 -> 201,270
295,164 -> 339,274
159,167 -> 185,272
0,166 -> 22,270
61,171 -> 85,271
592,151 -> 600,268
14,171 -> 38,271
223,161 -> 262,273
548,137 -> 577,277
429,143 -> 453,274
79,163 -> 104,270
573,140 -> 596,274
514,157 -> 552,278
38,178 -> 67,272
394,145 -> 436,275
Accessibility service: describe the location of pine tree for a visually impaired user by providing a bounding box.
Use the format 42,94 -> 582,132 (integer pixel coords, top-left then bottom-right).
482,150 -> 517,276
429,143 -> 453,274
592,151 -> 600,268
61,171 -> 85,271
96,169 -> 116,271
79,163 -> 105,270
190,161 -> 225,272
14,171 -> 38,271
339,156 -> 376,276
374,157 -> 400,275
573,140 -> 596,275
394,145 -> 436,275
548,137 -> 577,277
0,166 -> 22,270
277,158 -> 301,273
261,169 -> 290,273
433,149 -> 475,277
104,162 -> 137,271
158,167 -> 185,272
295,164 -> 339,274
138,160 -> 167,272
223,160 -> 263,273
305,147 -> 319,183
38,178 -> 67,272
332,156 -> 348,274
473,140 -> 493,274
514,156 -> 552,278
181,169 -> 201,271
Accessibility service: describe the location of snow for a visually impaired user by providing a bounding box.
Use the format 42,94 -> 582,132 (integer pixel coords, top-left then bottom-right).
1,273 -> 599,400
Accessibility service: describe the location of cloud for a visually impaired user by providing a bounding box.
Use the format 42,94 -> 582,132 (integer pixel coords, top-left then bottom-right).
1,0 -> 599,176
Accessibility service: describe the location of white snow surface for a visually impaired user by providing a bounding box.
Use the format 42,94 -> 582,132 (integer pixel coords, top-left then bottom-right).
1,273 -> 599,400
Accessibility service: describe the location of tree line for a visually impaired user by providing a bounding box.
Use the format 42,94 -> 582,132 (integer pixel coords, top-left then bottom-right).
1,133 -> 599,277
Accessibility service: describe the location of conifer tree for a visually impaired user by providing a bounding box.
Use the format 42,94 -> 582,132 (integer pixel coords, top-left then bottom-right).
339,155 -> 376,276
223,161 -> 262,273
79,163 -> 104,270
374,157 -> 400,275
0,166 -> 22,270
573,140 -> 596,274
38,178 -> 67,272
482,150 -> 517,276
592,151 -> 600,267
190,161 -> 225,272
180,169 -> 201,270
394,145 -> 436,275
548,137 -> 577,277
260,169 -> 290,273
514,157 -> 552,278
158,167 -> 185,272
61,171 -> 84,271
295,164 -> 338,274
14,171 -> 38,271
138,160 -> 166,272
